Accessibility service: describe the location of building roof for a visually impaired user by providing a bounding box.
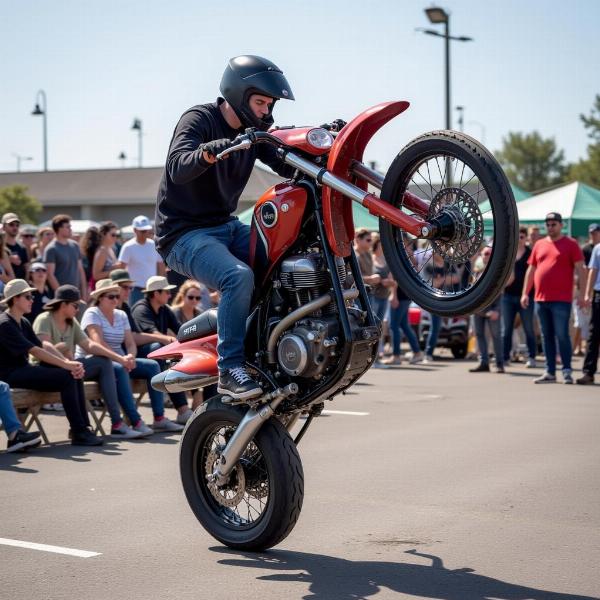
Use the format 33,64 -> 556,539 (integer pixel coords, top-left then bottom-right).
0,165 -> 283,207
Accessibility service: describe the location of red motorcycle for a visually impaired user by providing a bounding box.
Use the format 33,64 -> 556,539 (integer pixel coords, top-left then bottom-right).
149,101 -> 518,550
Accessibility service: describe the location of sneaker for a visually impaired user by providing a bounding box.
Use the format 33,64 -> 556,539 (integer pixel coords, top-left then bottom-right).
563,370 -> 573,385
217,366 -> 263,400
469,363 -> 490,373
422,354 -> 434,364
534,372 -> 557,384
495,366 -> 505,373
152,418 -> 185,432
132,421 -> 154,437
6,429 -> 42,453
382,355 -> 402,365
408,352 -> 424,364
176,408 -> 194,424
576,373 -> 595,385
526,358 -> 537,369
71,429 -> 104,446
110,422 -> 144,439
372,360 -> 389,369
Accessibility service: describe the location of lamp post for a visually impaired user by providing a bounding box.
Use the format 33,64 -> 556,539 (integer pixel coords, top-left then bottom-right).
131,118 -> 143,168
12,153 -> 33,172
455,105 -> 464,132
118,151 -> 127,168
31,90 -> 48,171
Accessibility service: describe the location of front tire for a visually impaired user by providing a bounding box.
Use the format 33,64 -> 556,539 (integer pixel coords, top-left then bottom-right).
179,398 -> 304,551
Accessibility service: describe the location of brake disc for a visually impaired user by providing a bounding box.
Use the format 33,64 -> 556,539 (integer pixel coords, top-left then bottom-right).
205,447 -> 246,508
427,187 -> 484,264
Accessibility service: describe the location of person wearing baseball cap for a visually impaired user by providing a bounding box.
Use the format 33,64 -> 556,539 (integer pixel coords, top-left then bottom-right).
117,216 -> 165,306
521,211 -> 586,384
0,280 -> 103,446
2,212 -> 29,280
132,275 -> 193,425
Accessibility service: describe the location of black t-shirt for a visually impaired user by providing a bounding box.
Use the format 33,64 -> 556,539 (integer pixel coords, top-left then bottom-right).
25,286 -> 54,323
155,98 -> 295,259
131,298 -> 181,335
505,246 -> 533,297
6,242 -> 28,279
582,242 -> 594,267
0,312 -> 41,378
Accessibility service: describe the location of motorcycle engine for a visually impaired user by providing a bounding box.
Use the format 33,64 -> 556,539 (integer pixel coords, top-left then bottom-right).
275,253 -> 347,379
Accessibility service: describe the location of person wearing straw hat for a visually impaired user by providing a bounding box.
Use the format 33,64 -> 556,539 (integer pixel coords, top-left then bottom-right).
34,285 -> 147,439
0,279 -> 103,446
132,275 -> 192,424
77,279 -> 183,432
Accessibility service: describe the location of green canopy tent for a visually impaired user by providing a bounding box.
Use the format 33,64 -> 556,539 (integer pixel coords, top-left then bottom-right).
483,181 -> 600,238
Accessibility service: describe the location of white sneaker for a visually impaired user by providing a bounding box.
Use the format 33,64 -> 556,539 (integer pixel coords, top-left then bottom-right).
176,408 -> 194,424
111,422 -> 144,439
152,418 -> 185,432
409,352 -> 424,364
422,354 -> 434,364
534,372 -> 556,384
526,359 -> 537,368
133,421 -> 154,437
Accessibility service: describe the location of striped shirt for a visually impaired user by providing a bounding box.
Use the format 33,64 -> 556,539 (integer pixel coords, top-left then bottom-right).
77,307 -> 130,357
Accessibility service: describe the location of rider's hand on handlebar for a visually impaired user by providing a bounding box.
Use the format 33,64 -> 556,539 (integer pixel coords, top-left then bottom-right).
320,119 -> 347,132
201,138 -> 235,163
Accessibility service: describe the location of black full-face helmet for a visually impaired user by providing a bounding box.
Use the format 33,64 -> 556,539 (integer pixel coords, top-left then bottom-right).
220,55 -> 295,131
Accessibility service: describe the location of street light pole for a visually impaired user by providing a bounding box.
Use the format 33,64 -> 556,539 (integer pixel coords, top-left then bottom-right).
131,118 -> 143,168
118,151 -> 127,168
455,105 -> 464,132
31,90 -> 48,171
12,153 -> 33,172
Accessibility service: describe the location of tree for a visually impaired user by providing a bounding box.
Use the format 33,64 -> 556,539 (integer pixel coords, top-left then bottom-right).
0,185 -> 42,224
496,131 -> 569,192
569,94 -> 600,188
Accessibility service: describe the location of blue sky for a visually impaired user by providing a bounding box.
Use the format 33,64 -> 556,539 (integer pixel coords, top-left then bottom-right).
1,0 -> 598,173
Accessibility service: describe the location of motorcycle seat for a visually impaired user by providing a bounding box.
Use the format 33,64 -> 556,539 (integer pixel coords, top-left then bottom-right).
177,309 -> 218,342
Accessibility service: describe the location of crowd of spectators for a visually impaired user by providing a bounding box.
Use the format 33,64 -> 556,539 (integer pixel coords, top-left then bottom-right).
1,209 -> 598,453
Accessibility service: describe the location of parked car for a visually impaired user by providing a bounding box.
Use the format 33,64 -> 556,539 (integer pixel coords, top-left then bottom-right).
408,302 -> 469,358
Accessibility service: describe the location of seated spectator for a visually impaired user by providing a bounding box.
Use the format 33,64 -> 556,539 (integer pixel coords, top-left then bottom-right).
34,285 -> 149,439
0,380 -> 42,452
132,275 -> 192,422
25,262 -> 54,323
78,279 -> 184,432
171,280 -> 203,324
0,279 -> 103,446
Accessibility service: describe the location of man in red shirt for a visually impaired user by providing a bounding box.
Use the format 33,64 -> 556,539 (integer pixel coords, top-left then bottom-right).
521,212 -> 585,384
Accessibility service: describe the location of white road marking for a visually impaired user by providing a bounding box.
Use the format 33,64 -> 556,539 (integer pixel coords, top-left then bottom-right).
0,537 -> 101,558
322,410 -> 370,416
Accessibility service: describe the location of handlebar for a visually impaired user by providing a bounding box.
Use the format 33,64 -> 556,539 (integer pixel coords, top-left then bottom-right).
215,130 -> 282,160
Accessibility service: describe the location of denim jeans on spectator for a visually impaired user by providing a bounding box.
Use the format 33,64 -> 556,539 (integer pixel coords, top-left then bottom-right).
425,313 -> 442,356
113,358 -> 162,420
501,294 -> 536,361
474,314 -> 504,366
371,296 -> 389,354
137,342 -> 188,409
0,381 -> 22,436
165,220 -> 253,372
389,300 -> 420,355
535,301 -> 573,375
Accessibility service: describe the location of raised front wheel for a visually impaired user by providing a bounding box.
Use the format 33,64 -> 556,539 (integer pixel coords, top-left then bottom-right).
380,131 -> 518,316
179,398 -> 304,551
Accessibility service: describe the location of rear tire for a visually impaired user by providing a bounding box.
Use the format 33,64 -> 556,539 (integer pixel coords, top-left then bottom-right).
179,398 -> 304,551
380,131 -> 518,316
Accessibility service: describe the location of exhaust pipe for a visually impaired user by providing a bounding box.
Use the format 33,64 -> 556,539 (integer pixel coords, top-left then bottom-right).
151,370 -> 218,393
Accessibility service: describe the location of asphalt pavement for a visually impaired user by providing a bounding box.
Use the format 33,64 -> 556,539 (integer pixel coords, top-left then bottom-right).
1,354 -> 599,600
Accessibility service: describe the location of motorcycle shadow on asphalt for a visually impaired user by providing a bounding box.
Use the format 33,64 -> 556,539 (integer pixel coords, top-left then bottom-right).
211,546 -> 597,600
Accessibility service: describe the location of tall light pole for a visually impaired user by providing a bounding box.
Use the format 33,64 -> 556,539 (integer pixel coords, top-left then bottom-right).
31,90 -> 48,171
118,151 -> 127,168
12,153 -> 33,172
455,105 -> 464,132
131,118 -> 143,168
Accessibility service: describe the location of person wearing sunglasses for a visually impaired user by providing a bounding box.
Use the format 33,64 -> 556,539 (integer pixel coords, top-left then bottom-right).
1,213 -> 29,280
521,212 -> 586,384
78,279 -> 184,432
25,262 -> 53,323
33,285 -> 146,439
170,279 -> 204,324
19,225 -> 38,262
0,279 -> 102,446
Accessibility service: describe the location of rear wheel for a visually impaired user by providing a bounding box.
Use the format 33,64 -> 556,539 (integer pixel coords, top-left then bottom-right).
380,131 -> 518,316
179,398 -> 304,551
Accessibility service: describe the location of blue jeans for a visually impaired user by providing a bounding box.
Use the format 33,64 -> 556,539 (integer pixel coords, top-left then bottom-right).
425,313 -> 442,357
501,294 -> 536,361
535,301 -> 573,375
371,296 -> 389,354
113,358 -> 162,420
0,381 -> 21,437
138,343 -> 188,409
165,220 -> 253,372
474,314 -> 503,367
389,300 -> 420,355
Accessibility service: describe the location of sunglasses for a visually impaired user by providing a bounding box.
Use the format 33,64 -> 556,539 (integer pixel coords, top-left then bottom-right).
186,295 -> 201,301
31,268 -> 47,273
5,222 -> 20,227
103,294 -> 120,300
21,234 -> 35,238
68,301 -> 80,308
20,294 -> 33,301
